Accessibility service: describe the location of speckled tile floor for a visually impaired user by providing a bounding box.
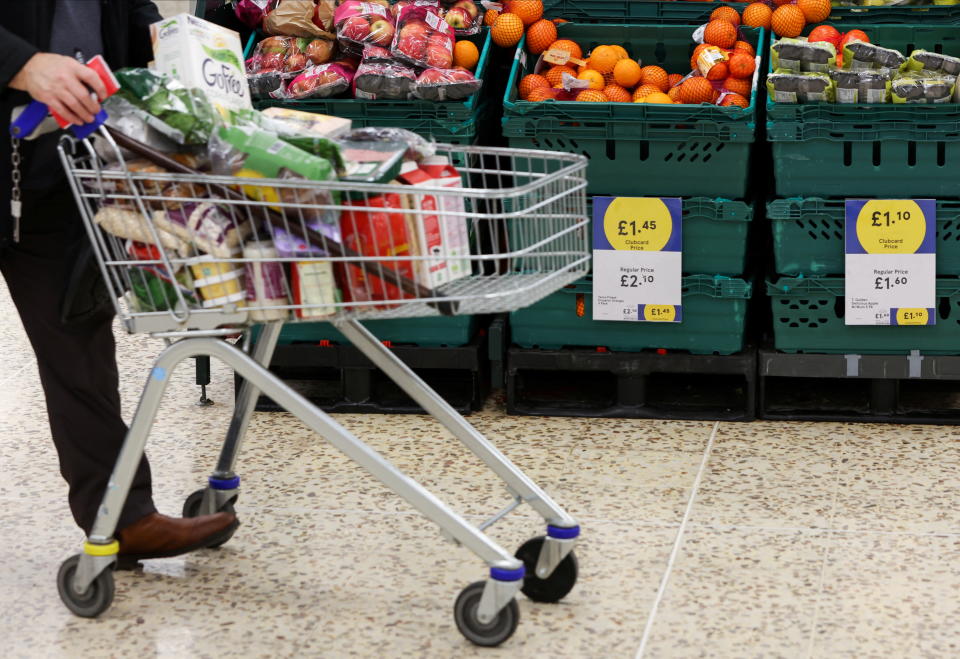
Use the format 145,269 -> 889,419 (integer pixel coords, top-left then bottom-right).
2,280 -> 960,659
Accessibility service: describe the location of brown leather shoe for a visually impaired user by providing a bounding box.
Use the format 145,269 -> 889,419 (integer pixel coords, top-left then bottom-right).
117,512 -> 239,563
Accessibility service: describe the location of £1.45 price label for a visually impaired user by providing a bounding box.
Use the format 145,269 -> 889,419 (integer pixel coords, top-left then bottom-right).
592,197 -> 682,322
844,199 -> 936,326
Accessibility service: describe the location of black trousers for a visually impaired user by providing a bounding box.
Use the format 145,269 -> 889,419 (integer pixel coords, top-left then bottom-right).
0,185 -> 155,534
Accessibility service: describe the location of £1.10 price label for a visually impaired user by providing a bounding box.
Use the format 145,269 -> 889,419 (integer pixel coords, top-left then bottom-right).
592,197 -> 682,322
844,199 -> 936,326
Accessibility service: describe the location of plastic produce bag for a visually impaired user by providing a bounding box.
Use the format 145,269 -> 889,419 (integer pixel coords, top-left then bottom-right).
441,1 -> 483,37
345,126 -> 437,162
829,68 -> 891,103
904,49 -> 960,76
263,0 -> 336,38
94,206 -> 190,253
246,36 -> 336,98
767,71 -> 836,104
152,202 -> 252,259
392,2 -> 455,69
841,40 -> 905,71
413,67 -> 482,101
354,60 -> 418,99
277,58 -> 358,99
891,72 -> 956,103
111,68 -> 217,145
334,0 -> 396,52
209,125 -> 340,225
771,38 -> 837,73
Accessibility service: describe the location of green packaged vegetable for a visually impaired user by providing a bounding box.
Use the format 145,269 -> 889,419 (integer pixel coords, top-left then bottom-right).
767,71 -> 836,104
829,68 -> 892,104
891,71 -> 956,103
903,49 -> 960,76
842,41 -> 906,71
771,38 -> 837,73
111,68 -> 218,145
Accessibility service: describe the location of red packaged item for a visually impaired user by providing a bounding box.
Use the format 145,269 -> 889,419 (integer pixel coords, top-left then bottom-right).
362,44 -> 395,63
334,0 -> 396,51
247,36 -> 337,98
235,0 -> 278,28
442,1 -> 482,36
338,190 -> 416,306
392,2 -> 455,70
278,58 -> 358,99
354,61 -> 418,100
414,67 -> 482,101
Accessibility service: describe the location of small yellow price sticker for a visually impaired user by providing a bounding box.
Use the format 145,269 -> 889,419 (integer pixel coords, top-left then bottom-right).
855,199 -> 927,255
895,308 -> 930,325
603,197 -> 674,252
642,305 -> 677,322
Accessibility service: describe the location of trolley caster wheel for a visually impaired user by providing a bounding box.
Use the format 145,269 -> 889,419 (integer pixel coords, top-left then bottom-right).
515,536 -> 578,603
57,555 -> 114,618
453,581 -> 519,647
182,489 -> 237,549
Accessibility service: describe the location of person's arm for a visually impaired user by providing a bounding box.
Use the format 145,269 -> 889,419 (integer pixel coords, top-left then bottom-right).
128,0 -> 163,68
0,24 -> 107,126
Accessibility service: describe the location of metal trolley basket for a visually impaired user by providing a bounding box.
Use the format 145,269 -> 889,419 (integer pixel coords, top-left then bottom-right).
53,127 -> 590,647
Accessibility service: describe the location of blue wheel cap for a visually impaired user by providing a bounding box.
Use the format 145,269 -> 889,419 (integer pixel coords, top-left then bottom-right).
208,475 -> 240,490
490,565 -> 525,582
547,525 -> 580,540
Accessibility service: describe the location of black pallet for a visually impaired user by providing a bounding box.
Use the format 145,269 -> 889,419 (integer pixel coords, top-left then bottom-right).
506,346 -> 757,421
241,333 -> 489,415
759,349 -> 960,424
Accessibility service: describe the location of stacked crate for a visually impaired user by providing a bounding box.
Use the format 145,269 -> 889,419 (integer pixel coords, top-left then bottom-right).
499,23 -> 764,420
762,24 -> 960,423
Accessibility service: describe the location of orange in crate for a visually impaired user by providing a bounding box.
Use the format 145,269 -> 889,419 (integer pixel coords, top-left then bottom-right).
771,5 -> 806,37
519,73 -> 550,99
610,44 -> 629,60
667,85 -> 682,102
704,19 -> 737,49
667,73 -> 683,88
728,52 -> 756,79
679,77 -> 719,104
492,13 -> 525,47
526,19 -> 557,54
742,2 -> 772,29
722,76 -> 751,97
613,58 -> 642,87
548,38 -> 583,60
720,93 -> 749,108
734,40 -> 755,56
798,0 -> 831,23
527,87 -> 556,102
577,69 -> 605,90
639,92 -> 673,104
576,89 -> 608,102
506,0 -> 544,26
710,6 -> 741,26
640,65 -> 669,92
690,43 -> 711,71
545,64 -> 576,87
484,9 -> 499,27
603,83 -> 632,102
706,61 -> 729,81
632,83 -> 663,101
588,45 -> 619,74
453,41 -> 480,70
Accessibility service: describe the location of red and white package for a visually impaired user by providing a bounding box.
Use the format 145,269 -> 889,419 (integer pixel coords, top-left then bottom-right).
277,58 -> 358,100
413,67 -> 482,101
391,2 -> 455,69
362,44 -> 395,63
354,61 -> 418,100
442,1 -> 483,36
334,0 -> 396,51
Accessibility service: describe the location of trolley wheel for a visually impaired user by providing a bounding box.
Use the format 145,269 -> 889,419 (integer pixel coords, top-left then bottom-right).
515,536 -> 578,603
57,555 -> 114,618
182,489 -> 237,549
453,581 -> 519,647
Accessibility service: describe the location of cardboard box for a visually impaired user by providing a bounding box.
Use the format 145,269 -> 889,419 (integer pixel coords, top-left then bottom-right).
150,14 -> 252,112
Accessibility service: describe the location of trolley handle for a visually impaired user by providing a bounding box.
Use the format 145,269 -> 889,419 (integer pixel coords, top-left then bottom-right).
104,127 -> 458,316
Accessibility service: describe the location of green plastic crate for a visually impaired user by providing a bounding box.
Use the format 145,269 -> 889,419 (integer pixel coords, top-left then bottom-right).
502,24 -> 764,198
510,275 -> 752,355
768,277 -> 960,354
542,0 -> 960,24
267,315 -> 479,348
767,25 -> 960,197
769,197 -> 960,276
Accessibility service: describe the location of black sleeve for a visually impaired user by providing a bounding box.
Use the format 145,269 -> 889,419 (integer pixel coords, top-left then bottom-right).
0,25 -> 39,91
128,0 -> 163,68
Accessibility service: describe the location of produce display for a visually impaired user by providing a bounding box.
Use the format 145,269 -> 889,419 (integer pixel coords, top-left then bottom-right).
768,26 -> 960,103
243,0 -> 485,102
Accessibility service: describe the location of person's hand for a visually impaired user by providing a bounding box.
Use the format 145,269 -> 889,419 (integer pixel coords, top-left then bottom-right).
9,53 -> 109,126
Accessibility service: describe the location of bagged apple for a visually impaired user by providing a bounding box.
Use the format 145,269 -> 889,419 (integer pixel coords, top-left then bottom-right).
362,44 -> 395,62
334,1 -> 397,53
392,2 -> 455,69
247,36 -> 336,98
354,61 -> 418,100
413,67 -> 482,101
263,0 -> 336,38
278,58 -> 359,100
443,1 -> 482,36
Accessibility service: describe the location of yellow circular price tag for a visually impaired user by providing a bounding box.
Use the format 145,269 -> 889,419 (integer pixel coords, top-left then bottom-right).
604,198 -> 674,252
895,308 -> 929,325
643,305 -> 677,322
855,200 -> 926,255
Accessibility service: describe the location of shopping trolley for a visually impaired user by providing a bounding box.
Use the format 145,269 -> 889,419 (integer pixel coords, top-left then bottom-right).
52,126 -> 590,647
